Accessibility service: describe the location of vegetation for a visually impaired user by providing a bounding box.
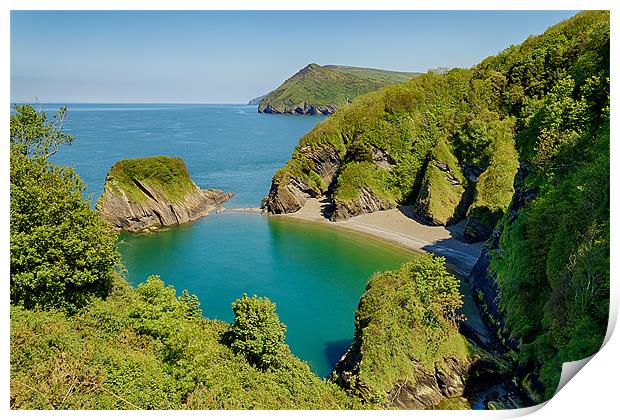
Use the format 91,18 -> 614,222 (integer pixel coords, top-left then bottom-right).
258,63 -> 420,114
10,10 -> 610,409
102,156 -> 197,203
10,276 -> 356,409
225,294 -> 288,371
323,65 -> 419,84
415,138 -> 466,225
272,11 -> 610,401
9,106 -> 358,410
342,255 -> 471,404
10,105 -> 121,313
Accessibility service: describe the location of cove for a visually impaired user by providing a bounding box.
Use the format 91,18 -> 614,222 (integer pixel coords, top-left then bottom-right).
46,103 -> 418,376
119,212 -> 417,377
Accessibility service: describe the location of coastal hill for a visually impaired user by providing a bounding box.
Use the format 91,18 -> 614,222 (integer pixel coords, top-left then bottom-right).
265,10 -> 609,403
256,63 -> 420,115
96,156 -> 232,232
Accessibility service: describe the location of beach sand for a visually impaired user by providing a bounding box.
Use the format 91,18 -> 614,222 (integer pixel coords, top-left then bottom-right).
273,198 -> 484,277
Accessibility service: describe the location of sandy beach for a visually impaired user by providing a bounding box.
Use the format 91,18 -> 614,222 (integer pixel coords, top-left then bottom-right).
269,198 -> 484,277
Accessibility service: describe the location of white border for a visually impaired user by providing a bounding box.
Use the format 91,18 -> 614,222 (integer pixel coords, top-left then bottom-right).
2,1 -> 617,419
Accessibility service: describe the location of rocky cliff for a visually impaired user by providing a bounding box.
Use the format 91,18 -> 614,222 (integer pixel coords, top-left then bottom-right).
263,141 -> 342,214
96,156 -> 233,232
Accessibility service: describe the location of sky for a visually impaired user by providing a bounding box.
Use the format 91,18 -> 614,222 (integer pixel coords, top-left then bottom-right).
10,10 -> 578,103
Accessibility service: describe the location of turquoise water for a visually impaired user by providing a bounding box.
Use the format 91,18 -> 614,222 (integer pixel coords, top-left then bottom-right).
118,213 -> 414,376
46,103 -> 416,376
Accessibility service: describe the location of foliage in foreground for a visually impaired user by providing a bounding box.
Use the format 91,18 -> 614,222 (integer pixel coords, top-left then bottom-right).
225,294 -> 288,371
10,105 -> 121,313
10,276 -> 357,409
9,105 -> 358,410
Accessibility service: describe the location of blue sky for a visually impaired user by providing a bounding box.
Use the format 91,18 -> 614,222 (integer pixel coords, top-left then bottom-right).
11,10 -> 577,103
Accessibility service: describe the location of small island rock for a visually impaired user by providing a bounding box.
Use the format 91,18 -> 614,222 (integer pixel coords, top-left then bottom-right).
96,156 -> 233,232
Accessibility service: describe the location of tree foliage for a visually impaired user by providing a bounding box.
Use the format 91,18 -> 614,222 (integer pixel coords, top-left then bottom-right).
11,276 -> 356,409
10,105 -> 121,312
225,294 -> 288,371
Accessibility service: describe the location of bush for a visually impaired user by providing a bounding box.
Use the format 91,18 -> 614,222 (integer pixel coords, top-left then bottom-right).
225,294 -> 288,370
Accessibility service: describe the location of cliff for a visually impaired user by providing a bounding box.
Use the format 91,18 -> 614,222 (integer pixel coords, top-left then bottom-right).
333,256 -> 510,409
257,63 -> 419,115
96,156 -> 233,232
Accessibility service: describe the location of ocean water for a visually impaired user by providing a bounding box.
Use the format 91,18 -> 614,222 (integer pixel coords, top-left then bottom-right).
44,103 -> 416,376
46,103 -> 324,207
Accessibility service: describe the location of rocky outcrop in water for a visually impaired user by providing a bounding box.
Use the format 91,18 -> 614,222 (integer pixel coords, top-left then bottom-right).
259,102 -> 337,116
96,156 -> 233,232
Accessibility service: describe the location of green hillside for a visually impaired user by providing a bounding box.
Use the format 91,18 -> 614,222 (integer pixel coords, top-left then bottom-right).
266,10 -> 610,401
324,65 -> 418,84
257,63 -> 420,115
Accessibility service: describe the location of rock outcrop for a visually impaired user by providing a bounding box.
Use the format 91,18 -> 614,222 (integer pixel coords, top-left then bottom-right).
262,143 -> 341,214
259,101 -> 337,116
335,347 -> 501,409
96,156 -> 233,232
330,186 -> 396,221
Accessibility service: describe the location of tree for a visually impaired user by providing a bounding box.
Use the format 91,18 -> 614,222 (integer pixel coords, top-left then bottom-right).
10,105 -> 121,312
225,294 -> 287,370
10,104 -> 74,158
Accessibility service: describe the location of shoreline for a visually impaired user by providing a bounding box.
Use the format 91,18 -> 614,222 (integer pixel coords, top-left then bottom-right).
259,198 -> 484,277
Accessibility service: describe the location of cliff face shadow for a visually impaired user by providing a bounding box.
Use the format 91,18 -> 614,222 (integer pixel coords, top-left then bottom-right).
324,338 -> 353,371
318,196 -> 335,220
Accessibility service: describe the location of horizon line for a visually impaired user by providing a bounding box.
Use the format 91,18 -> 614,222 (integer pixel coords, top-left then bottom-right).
10,101 -> 256,105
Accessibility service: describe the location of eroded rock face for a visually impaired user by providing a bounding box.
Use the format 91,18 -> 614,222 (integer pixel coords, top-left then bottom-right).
262,177 -> 318,214
335,349 -> 500,409
371,146 -> 396,170
263,144 -> 341,214
97,177 -> 232,233
330,186 -> 396,221
259,101 -> 337,115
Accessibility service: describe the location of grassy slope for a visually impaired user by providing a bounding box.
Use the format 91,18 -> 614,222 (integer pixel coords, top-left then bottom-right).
259,64 -> 419,111
10,275 -> 358,409
415,138 -> 466,225
325,65 -> 420,84
102,156 -> 197,203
